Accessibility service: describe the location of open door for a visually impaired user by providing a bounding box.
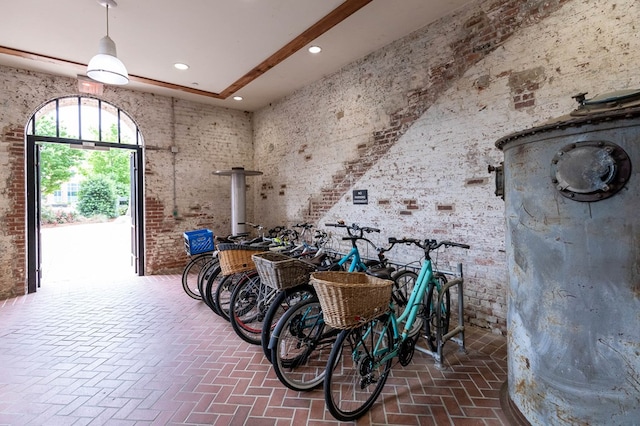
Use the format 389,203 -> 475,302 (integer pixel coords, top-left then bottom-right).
26,96 -> 146,290
26,136 -> 41,293
130,148 -> 144,275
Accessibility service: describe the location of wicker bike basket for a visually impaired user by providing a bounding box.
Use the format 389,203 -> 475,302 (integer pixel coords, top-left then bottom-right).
252,251 -> 317,290
217,243 -> 265,276
310,271 -> 393,329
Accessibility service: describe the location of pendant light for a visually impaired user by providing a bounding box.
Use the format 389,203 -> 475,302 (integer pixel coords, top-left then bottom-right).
87,0 -> 129,85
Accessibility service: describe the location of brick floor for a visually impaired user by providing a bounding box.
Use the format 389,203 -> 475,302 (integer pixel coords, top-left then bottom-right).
0,273 -> 509,425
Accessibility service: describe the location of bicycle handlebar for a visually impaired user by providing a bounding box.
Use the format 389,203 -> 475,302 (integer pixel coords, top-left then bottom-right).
294,222 -> 313,230
325,222 -> 380,234
325,222 -> 382,253
387,237 -> 470,253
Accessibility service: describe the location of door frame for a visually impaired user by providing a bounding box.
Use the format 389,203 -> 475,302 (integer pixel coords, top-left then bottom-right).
26,135 -> 144,293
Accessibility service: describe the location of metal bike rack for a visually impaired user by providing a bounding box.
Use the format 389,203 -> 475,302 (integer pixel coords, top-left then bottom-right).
324,251 -> 467,369
416,262 -> 466,370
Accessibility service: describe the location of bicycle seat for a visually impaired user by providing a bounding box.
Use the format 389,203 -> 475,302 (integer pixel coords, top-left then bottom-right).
304,252 -> 327,267
365,266 -> 395,279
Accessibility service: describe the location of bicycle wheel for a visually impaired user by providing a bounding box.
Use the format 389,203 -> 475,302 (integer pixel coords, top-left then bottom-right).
214,271 -> 258,321
181,253 -> 212,300
390,269 -> 418,314
197,258 -> 219,305
324,316 -> 393,421
203,265 -> 224,315
230,273 -> 275,345
270,297 -> 336,391
424,273 -> 450,352
261,283 -> 315,362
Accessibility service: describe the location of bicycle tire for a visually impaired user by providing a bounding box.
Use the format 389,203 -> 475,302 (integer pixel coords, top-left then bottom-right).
203,265 -> 224,315
324,316 -> 393,421
181,253 -> 212,300
230,273 -> 274,345
197,258 -> 220,305
214,271 -> 258,322
270,297 -> 335,391
261,283 -> 315,362
424,273 -> 450,352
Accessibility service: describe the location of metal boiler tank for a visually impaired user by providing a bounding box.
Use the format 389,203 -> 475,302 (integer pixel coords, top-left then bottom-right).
494,90 -> 640,425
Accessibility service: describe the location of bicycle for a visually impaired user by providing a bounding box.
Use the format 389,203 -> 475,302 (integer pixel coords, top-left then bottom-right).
212,222 -> 288,321
321,238 -> 469,421
257,227 -> 337,360
268,223 -> 410,391
227,223 -> 335,345
259,248 -> 337,361
181,229 -> 253,302
181,251 -> 215,300
324,221 -> 384,272
231,226 -> 335,346
190,232 -> 256,310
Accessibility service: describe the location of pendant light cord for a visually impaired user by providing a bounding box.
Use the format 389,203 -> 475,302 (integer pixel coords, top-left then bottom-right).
105,4 -> 110,37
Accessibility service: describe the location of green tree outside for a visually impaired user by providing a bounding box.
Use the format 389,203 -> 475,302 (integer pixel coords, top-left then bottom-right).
77,175 -> 118,218
36,113 -> 131,219
35,116 -> 86,196
82,123 -> 131,200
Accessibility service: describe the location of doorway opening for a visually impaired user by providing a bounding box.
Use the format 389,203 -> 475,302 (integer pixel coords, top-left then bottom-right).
25,96 -> 145,292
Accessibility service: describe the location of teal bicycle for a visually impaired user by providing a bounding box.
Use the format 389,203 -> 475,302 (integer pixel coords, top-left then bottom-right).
321,238 -> 469,421
268,225 -> 425,392
268,222 -> 401,391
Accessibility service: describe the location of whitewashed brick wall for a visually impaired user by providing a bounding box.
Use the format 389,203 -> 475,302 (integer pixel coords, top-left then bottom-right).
252,0 -> 640,333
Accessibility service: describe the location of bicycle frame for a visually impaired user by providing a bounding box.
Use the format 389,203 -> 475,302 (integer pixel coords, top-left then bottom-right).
396,258 -> 435,338
336,245 -> 367,272
359,258 -> 436,367
293,302 -> 332,342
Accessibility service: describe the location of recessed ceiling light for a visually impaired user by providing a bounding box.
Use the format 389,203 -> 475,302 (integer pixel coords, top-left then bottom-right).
174,63 -> 189,70
308,46 -> 322,54
233,96 -> 243,101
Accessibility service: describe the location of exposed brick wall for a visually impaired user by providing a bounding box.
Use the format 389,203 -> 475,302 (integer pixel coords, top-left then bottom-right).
0,67 -> 253,298
0,127 -> 26,298
144,195 -> 183,274
252,0 -> 640,333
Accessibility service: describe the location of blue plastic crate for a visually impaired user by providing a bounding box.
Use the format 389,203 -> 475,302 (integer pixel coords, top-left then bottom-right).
184,229 -> 215,255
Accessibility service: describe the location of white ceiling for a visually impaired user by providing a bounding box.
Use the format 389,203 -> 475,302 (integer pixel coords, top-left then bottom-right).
0,0 -> 473,111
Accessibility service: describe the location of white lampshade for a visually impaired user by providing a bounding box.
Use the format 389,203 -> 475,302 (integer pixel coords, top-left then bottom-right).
87,35 -> 128,85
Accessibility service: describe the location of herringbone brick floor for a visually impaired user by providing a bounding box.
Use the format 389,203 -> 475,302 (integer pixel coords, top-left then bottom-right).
0,273 -> 509,425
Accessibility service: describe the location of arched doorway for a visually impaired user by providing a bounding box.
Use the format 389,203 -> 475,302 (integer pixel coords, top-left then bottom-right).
25,96 -> 145,293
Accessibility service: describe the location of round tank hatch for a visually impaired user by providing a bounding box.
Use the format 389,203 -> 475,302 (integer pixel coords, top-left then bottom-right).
551,141 -> 631,201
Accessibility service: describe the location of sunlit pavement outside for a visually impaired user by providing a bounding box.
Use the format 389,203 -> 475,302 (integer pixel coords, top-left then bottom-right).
40,216 -> 135,285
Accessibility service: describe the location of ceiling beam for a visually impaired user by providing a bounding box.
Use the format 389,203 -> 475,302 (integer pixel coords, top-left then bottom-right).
0,0 -> 374,101
220,0 -> 373,98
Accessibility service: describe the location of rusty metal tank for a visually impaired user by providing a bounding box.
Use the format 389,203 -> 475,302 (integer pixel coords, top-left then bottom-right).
494,90 -> 640,425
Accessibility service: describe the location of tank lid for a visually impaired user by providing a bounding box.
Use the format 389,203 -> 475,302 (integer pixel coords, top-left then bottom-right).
496,89 -> 640,149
